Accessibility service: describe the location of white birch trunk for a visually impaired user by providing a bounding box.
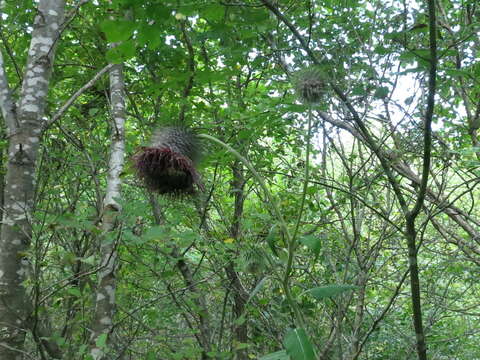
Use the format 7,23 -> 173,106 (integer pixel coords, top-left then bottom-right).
89,61 -> 126,360
0,1 -> 65,359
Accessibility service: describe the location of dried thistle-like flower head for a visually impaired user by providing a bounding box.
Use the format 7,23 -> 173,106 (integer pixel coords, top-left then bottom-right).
133,127 -> 203,195
293,66 -> 326,104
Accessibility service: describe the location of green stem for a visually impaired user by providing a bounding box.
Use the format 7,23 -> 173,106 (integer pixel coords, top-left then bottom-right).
198,134 -> 291,241
281,106 -> 313,328
292,105 -> 313,242
198,133 -> 305,328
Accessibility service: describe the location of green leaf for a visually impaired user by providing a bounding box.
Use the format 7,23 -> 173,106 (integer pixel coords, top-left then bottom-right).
79,255 -> 96,265
404,96 -> 415,105
397,67 -> 424,74
100,20 -> 135,43
308,284 -> 357,300
54,335 -> 66,346
374,45 -> 389,55
373,86 -> 389,99
413,49 -> 431,60
146,351 -> 157,360
200,4 -> 225,21
117,40 -> 136,58
88,108 -> 99,116
159,270 -> 176,279
246,277 -> 268,305
398,51 -> 417,63
143,225 -> 167,241
445,69 -> 471,78
147,4 -> 171,20
385,31 -> 404,41
260,350 -> 290,360
299,235 -> 321,258
174,230 -> 199,247
196,69 -> 225,83
239,8 -> 270,23
78,344 -> 87,354
67,287 -> 81,297
137,25 -> 162,49
234,315 -> 246,326
409,23 -> 428,33
57,213 -> 81,228
283,104 -> 307,113
95,333 -> 108,348
283,328 -> 315,360
351,84 -> 367,96
266,224 -> 279,257
234,342 -> 249,350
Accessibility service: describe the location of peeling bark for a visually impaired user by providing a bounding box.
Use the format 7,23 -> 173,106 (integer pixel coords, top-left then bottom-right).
89,62 -> 126,360
0,1 -> 65,358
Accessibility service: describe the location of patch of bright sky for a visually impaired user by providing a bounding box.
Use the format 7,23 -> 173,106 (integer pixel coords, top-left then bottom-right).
165,35 -> 176,46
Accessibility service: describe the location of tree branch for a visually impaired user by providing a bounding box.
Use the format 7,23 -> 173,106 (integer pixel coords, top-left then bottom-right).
260,0 -> 409,213
46,63 -> 113,129
0,28 -> 22,82
178,20 -> 195,124
408,0 -> 437,220
0,50 -> 17,134
403,1 -> 437,358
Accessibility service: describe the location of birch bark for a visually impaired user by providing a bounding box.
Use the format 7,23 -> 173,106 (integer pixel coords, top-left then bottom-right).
89,61 -> 126,360
0,1 -> 65,359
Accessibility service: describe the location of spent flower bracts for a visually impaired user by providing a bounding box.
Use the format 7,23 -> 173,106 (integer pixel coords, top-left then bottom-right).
133,127 -> 203,195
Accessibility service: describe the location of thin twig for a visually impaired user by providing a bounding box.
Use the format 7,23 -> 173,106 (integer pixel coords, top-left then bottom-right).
0,50 -> 17,134
46,64 -> 113,129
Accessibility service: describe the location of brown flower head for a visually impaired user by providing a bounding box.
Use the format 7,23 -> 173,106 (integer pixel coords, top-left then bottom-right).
133,127 -> 203,195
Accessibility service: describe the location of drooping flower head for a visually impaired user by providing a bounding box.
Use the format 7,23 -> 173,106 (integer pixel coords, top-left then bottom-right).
293,66 -> 326,104
133,127 -> 203,195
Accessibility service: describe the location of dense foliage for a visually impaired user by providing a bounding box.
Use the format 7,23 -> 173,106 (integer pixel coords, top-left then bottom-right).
0,0 -> 479,359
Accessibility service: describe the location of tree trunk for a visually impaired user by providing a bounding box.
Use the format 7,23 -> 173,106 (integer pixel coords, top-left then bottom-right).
227,160 -> 249,360
0,1 -> 65,358
89,62 -> 126,360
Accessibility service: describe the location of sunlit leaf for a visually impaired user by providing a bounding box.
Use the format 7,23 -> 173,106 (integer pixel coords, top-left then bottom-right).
260,350 -> 290,360
95,333 -> 108,348
284,328 -> 315,360
100,20 -> 135,42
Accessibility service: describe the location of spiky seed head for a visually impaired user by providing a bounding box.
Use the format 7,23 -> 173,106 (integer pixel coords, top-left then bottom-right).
293,66 -> 326,104
133,126 -> 203,195
150,127 -> 201,163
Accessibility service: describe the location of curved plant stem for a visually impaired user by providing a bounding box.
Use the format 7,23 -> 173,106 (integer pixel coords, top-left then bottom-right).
282,105 -> 313,328
199,134 -> 290,240
198,133 -> 305,328
292,104 -> 313,242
